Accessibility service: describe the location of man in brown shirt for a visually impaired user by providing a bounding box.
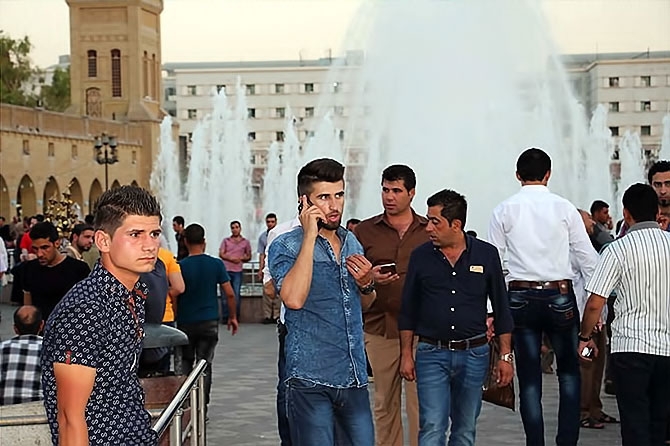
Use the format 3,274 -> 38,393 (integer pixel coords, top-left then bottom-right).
354,165 -> 428,446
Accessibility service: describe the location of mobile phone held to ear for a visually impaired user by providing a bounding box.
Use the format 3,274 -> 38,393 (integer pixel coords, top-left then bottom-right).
298,196 -> 327,229
379,263 -> 397,275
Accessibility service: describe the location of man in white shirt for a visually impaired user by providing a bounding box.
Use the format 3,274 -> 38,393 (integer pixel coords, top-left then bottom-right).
489,147 -> 598,446
579,183 -> 670,446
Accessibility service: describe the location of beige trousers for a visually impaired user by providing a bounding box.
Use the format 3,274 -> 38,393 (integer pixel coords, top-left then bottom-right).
365,333 -> 419,446
262,292 -> 280,319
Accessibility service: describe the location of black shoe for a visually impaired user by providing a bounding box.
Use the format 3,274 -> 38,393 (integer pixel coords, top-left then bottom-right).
262,318 -> 274,325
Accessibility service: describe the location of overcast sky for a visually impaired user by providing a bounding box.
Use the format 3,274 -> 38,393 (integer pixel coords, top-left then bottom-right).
0,0 -> 668,68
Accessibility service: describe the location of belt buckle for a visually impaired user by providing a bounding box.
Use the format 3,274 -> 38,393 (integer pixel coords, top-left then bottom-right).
534,283 -> 544,290
448,340 -> 456,351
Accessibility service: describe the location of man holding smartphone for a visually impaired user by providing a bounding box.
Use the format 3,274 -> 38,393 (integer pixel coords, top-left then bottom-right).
268,158 -> 377,446
354,164 -> 429,446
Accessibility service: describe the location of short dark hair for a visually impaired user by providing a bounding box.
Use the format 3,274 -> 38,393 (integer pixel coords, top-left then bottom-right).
230,220 -> 241,227
70,223 -> 94,242
648,160 -> 670,184
622,183 -> 659,223
94,186 -> 162,236
382,164 -> 416,191
184,223 -> 205,244
172,215 -> 185,226
29,221 -> 59,242
34,214 -> 45,223
265,213 -> 277,220
590,200 -> 609,215
426,189 -> 468,227
297,158 -> 345,196
84,214 -> 95,225
14,306 -> 43,335
516,148 -> 551,182
346,218 -> 361,227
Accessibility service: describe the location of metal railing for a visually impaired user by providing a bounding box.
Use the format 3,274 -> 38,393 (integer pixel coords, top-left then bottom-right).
153,358 -> 208,446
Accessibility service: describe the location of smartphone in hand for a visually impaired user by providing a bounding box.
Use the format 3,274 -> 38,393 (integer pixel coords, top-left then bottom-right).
379,263 -> 397,275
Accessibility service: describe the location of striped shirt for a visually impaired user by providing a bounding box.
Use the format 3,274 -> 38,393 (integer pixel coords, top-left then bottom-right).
585,222 -> 670,356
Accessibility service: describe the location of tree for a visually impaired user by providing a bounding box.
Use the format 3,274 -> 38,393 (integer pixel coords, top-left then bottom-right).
0,31 -> 38,106
40,66 -> 71,112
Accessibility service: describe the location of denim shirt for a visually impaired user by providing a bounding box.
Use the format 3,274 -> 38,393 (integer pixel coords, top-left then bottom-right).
268,226 -> 368,388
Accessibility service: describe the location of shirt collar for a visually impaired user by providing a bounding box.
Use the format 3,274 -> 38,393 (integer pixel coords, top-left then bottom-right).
372,209 -> 428,227
519,185 -> 550,193
431,232 -> 473,254
627,221 -> 661,233
90,262 -> 149,301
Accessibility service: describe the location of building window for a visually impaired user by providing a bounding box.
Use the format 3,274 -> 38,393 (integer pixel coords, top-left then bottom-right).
187,132 -> 193,142
641,125 -> 651,136
334,106 -> 344,116
306,130 -> 315,138
333,82 -> 341,93
168,109 -> 176,117
47,142 -> 55,157
187,85 -> 197,95
132,150 -> 137,164
276,107 -> 285,119
608,77 -> 619,87
187,109 -> 197,119
339,130 -> 345,141
247,108 -> 256,119
216,84 -> 225,93
246,84 -> 256,95
641,101 -> 651,111
305,107 -> 315,118
641,76 -> 651,87
608,102 -> 619,112
111,49 -> 122,97
609,126 -> 619,136
276,131 -> 285,142
87,50 -> 97,77
304,83 -> 314,93
275,83 -> 285,94
247,132 -> 256,141
22,140 -> 30,155
71,144 -> 78,159
165,87 -> 176,101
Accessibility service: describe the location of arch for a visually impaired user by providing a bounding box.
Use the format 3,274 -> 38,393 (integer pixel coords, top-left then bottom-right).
43,176 -> 60,213
0,175 -> 10,219
68,178 -> 84,219
111,180 -> 121,189
130,180 -> 139,187
16,174 -> 36,218
89,179 -> 103,213
86,87 -> 102,118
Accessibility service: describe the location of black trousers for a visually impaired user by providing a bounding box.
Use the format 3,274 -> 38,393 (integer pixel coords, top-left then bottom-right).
611,352 -> 670,446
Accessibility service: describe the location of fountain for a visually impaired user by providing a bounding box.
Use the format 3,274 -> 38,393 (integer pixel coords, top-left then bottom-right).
659,114 -> 670,161
153,0 -> 661,246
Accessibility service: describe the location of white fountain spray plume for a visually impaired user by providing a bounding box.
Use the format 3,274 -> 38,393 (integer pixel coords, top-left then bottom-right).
616,130 -> 646,214
327,0 -> 614,235
151,115 -> 182,253
659,114 -> 670,161
584,104 -> 617,216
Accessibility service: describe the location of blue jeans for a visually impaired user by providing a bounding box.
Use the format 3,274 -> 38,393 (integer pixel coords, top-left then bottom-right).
415,340 -> 489,446
286,379 -> 374,446
221,271 -> 242,321
509,289 -> 581,446
277,322 -> 292,446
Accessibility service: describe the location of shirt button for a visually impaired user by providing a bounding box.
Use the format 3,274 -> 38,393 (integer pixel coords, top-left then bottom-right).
451,307 -> 455,312
451,290 -> 456,294
451,325 -> 455,329
452,272 -> 456,276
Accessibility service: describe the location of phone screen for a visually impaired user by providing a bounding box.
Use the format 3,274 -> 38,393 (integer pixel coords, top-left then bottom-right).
379,263 -> 397,275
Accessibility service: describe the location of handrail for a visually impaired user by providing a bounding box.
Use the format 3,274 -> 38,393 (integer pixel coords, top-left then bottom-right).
152,358 -> 207,438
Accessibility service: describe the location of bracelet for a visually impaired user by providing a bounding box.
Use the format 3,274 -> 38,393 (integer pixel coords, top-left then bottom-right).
358,280 -> 375,295
578,333 -> 592,342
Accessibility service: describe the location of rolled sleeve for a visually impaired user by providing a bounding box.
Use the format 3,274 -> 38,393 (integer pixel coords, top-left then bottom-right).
585,245 -> 621,298
487,247 -> 514,335
44,302 -> 103,369
268,239 -> 297,293
398,251 -> 420,331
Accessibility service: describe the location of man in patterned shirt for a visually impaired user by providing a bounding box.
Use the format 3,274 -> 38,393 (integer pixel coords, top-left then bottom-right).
0,305 -> 44,405
41,186 -> 162,445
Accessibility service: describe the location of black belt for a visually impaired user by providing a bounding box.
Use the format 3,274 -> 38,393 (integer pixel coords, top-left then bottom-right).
509,280 -> 571,295
418,335 -> 488,351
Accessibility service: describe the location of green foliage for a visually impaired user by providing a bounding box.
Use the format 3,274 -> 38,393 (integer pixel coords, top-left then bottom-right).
0,30 -> 38,106
41,66 -> 71,112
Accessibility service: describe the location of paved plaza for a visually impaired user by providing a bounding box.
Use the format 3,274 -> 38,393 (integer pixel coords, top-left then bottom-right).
0,303 -> 620,445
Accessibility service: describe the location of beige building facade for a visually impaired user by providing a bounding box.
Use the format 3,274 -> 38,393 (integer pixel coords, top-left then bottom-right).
0,0 -> 167,220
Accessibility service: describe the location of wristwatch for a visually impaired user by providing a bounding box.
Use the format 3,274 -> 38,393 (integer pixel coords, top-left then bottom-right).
358,280 -> 375,295
578,333 -> 592,342
499,352 -> 514,364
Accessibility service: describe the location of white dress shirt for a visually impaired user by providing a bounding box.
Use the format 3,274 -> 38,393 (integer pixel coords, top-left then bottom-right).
0,240 -> 8,275
488,185 -> 598,284
262,217 -> 301,323
585,222 -> 670,356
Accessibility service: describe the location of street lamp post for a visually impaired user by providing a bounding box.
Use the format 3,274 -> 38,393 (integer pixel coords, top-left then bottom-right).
93,133 -> 119,191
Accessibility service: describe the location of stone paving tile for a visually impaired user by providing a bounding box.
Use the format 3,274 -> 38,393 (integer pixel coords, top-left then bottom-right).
0,305 -> 621,445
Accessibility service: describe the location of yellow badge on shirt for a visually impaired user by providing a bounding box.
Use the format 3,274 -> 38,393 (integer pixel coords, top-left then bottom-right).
470,265 -> 484,273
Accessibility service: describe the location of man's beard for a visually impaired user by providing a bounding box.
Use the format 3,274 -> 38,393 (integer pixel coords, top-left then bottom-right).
660,198 -> 670,207
321,217 -> 341,231
77,243 -> 91,252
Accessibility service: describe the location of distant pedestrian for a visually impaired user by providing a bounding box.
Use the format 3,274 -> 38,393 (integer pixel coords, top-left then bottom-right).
219,220 -> 251,322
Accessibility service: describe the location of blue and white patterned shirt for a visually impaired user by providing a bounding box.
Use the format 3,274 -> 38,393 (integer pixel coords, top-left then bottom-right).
41,263 -> 158,445
0,334 -> 43,405
268,226 -> 368,388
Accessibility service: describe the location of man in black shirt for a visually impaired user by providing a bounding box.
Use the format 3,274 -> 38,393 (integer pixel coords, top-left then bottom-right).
172,216 -> 188,260
22,222 -> 90,320
399,189 -> 514,445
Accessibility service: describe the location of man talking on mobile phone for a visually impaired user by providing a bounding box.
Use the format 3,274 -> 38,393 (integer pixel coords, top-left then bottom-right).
268,158 -> 376,446
353,164 -> 429,446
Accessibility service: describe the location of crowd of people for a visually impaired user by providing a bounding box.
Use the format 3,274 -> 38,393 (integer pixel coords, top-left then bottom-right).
0,152 -> 668,446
